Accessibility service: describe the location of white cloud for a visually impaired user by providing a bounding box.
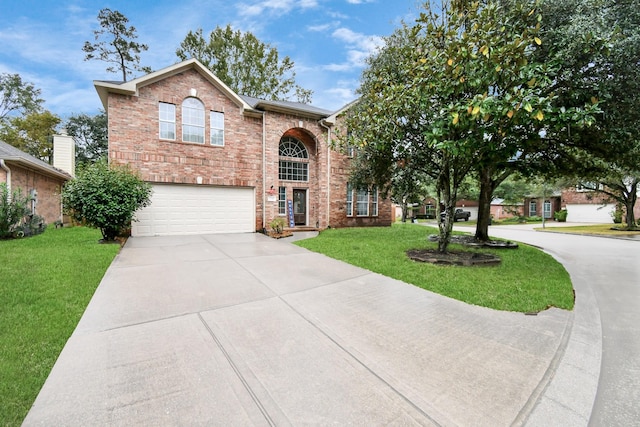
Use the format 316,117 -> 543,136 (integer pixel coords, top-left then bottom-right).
346,0 -> 376,4
237,0 -> 318,18
324,27 -> 384,71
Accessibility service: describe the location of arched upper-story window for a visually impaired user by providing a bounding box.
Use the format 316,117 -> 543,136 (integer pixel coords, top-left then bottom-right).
279,137 -> 308,181
182,97 -> 205,143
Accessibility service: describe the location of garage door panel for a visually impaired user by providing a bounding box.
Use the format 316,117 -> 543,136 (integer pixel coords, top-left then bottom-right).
565,203 -> 614,223
132,185 -> 255,236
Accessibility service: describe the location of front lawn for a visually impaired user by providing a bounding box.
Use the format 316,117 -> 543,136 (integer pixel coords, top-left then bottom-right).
295,223 -> 574,313
0,226 -> 120,426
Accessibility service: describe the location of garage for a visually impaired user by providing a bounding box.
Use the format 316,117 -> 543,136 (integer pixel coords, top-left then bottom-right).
132,184 -> 255,236
565,203 -> 615,223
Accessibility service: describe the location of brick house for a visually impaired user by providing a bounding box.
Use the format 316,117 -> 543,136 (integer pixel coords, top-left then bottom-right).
94,59 -> 392,236
0,138 -> 73,224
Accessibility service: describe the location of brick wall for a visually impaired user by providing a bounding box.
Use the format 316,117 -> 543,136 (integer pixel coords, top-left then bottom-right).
4,163 -> 65,224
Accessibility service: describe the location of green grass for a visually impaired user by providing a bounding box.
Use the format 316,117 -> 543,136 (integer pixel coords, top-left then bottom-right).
295,223 -> 574,313
0,227 -> 120,427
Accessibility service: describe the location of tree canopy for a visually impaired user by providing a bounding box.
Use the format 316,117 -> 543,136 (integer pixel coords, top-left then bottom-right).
83,8 -> 151,82
536,0 -> 640,229
176,25 -> 313,103
0,110 -> 60,163
0,73 -> 43,121
65,112 -> 108,166
342,0 -> 597,251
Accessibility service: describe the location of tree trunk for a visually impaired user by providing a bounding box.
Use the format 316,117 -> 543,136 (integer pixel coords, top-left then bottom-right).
475,168 -> 494,241
623,181 -> 638,230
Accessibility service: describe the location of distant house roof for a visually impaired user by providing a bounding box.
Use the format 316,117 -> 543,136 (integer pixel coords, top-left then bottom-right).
0,140 -> 71,181
94,58 -> 334,120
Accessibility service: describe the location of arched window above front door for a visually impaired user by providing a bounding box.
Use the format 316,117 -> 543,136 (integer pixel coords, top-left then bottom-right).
279,137 -> 308,181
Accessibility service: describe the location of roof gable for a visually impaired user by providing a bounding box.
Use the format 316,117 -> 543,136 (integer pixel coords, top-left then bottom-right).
94,58 -> 257,114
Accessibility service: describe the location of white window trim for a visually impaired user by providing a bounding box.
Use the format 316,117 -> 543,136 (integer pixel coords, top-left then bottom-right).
159,102 -> 175,140
182,97 -> 205,144
346,183 -> 353,217
210,111 -> 224,146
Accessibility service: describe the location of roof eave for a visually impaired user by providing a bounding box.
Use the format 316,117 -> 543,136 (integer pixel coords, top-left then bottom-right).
3,157 -> 71,181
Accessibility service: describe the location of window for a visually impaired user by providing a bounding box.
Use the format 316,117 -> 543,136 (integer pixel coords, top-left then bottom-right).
159,102 -> 175,140
529,200 -> 537,217
356,188 -> 369,216
346,185 -> 378,217
543,200 -> 552,218
371,187 -> 378,216
278,186 -> 286,215
278,137 -> 308,181
182,98 -> 204,143
210,111 -> 224,146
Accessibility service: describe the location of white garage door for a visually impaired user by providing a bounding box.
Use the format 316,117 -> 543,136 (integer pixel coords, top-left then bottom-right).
132,184 -> 255,236
565,203 -> 615,223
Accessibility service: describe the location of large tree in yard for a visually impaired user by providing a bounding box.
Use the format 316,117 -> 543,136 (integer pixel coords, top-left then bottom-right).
176,25 -> 313,103
343,0 -> 596,251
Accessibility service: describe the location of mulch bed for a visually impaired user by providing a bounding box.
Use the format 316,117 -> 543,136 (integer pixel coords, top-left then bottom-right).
407,248 -> 501,266
427,234 -> 518,249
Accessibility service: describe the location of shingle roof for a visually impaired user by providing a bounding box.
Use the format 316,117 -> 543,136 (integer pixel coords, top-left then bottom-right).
239,95 -> 333,118
0,140 -> 71,180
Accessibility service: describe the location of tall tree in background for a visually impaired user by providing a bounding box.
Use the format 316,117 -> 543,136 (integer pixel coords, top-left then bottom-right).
176,25 -> 312,103
0,111 -> 60,163
65,112 -> 108,166
0,73 -> 43,121
83,8 -> 151,82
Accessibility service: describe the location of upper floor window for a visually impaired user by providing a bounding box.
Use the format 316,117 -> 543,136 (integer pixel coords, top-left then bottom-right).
279,137 -> 308,181
210,111 -> 224,146
159,102 -> 175,140
182,97 -> 205,143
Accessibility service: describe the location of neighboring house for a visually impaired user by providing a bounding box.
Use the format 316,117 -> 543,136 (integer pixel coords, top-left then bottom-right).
524,192 -> 562,221
490,198 -> 523,220
94,59 -> 392,237
0,136 -> 74,224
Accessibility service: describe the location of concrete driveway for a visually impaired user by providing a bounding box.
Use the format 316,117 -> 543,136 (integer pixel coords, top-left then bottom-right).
24,232 -> 576,426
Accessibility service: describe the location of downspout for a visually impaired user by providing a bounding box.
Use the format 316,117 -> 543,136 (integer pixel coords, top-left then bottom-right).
0,160 -> 11,193
319,119 -> 331,228
262,111 -> 267,232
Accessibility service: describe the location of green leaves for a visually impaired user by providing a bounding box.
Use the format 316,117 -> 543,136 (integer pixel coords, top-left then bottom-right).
176,25 -> 312,103
61,161 -> 151,241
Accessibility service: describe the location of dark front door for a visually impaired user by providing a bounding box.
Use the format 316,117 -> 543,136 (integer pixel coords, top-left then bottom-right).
293,189 -> 306,226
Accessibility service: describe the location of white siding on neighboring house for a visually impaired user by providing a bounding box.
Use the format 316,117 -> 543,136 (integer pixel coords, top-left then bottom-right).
53,133 -> 75,177
565,203 -> 615,223
132,184 -> 255,236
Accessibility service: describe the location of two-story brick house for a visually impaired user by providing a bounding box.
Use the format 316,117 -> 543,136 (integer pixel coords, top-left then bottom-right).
94,59 -> 392,236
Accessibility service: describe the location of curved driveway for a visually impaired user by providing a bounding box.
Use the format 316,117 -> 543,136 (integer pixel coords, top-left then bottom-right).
22,226 -> 637,426
486,225 -> 640,426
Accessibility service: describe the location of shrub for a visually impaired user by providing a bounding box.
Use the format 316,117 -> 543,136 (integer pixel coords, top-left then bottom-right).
0,183 -> 30,239
611,204 -> 623,224
61,161 -> 152,241
554,209 -> 568,222
269,216 -> 286,234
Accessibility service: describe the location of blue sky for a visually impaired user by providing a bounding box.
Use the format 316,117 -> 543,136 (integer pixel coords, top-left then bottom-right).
0,0 -> 421,119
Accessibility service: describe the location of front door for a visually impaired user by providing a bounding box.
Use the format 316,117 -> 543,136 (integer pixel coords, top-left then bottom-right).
293,189 -> 306,226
